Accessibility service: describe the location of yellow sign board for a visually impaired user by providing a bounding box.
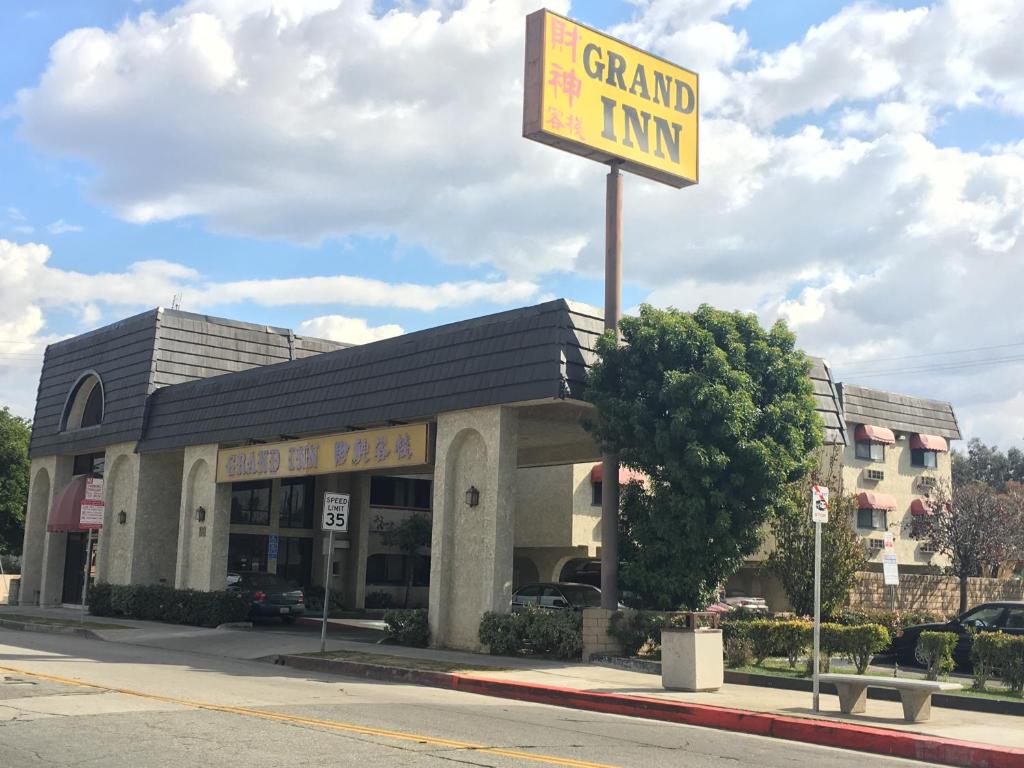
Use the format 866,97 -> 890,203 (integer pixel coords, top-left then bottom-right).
523,9 -> 698,188
216,423 -> 431,484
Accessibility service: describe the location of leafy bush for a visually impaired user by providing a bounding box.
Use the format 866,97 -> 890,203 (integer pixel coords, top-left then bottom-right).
916,631 -> 956,680
998,635 -> 1024,695
478,610 -> 582,660
364,591 -> 395,610
725,637 -> 754,668
383,609 -> 429,647
833,609 -> 943,640
971,632 -> 1005,691
303,585 -> 346,614
88,582 -> 248,627
608,611 -> 665,657
843,624 -> 891,674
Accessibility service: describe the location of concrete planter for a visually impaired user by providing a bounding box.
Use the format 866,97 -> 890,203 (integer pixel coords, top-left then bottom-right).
661,626 -> 723,691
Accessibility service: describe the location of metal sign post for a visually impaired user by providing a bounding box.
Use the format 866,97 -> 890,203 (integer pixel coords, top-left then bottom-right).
320,492 -> 350,654
811,485 -> 829,712
80,529 -> 93,624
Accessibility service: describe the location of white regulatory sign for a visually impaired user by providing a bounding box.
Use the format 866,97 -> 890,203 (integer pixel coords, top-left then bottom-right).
883,552 -> 900,586
322,492 -> 350,532
811,485 -> 829,524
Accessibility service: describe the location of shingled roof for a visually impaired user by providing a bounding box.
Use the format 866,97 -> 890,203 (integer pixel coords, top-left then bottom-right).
30,308 -> 343,458
837,383 -> 961,440
137,300 -> 604,452
809,357 -> 846,446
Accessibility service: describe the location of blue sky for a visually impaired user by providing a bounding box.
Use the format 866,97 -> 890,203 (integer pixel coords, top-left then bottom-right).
1,0 -> 1023,447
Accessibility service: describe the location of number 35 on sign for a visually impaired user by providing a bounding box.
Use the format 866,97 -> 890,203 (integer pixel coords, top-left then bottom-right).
322,492 -> 350,532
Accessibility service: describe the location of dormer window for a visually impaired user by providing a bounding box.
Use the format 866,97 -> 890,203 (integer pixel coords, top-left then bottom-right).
61,373 -> 104,431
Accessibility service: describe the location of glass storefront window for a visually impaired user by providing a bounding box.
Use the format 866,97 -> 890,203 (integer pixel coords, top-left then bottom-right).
231,481 -> 271,525
228,533 -> 268,573
276,537 -> 314,586
370,476 -> 431,509
280,478 -> 315,528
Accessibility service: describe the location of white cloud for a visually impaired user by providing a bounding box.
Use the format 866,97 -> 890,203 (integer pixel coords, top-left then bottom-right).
297,314 -> 404,344
8,0 -> 1024,447
47,218 -> 84,234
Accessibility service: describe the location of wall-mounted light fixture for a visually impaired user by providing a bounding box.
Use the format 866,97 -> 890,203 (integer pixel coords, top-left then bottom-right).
195,506 -> 207,522
465,486 -> 480,507
117,509 -> 127,525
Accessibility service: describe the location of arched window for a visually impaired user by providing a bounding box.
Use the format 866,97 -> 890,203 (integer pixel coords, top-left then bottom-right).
61,373 -> 104,431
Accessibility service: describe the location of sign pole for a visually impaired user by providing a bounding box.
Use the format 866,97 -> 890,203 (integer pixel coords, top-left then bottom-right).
320,529 -> 334,655
81,529 -> 93,624
812,518 -> 822,712
600,162 -> 622,611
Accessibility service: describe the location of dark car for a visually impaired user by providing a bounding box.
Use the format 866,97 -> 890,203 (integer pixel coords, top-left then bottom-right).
227,572 -> 306,623
512,582 -> 616,611
891,601 -> 1024,669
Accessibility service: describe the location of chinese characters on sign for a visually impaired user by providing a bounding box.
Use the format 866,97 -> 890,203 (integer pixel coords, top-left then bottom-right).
523,9 -> 698,188
216,423 -> 430,483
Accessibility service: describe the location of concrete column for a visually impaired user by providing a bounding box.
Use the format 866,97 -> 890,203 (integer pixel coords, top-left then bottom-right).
19,458 -> 55,606
428,406 -> 517,650
346,474 -> 371,610
174,445 -> 231,591
130,451 -> 184,586
97,445 -> 139,585
39,456 -> 73,606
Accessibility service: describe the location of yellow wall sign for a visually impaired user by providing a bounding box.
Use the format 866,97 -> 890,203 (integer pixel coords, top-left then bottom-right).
215,423 -> 431,483
523,9 -> 698,188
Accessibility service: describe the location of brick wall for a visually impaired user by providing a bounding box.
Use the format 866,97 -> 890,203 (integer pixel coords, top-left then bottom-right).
581,607 -> 622,660
849,572 -> 1024,616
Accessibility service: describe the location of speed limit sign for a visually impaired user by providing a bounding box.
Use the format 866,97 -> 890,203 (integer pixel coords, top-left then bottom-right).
322,492 -> 350,532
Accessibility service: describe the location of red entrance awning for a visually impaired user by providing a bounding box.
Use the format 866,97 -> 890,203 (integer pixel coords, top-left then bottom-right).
856,491 -> 897,511
590,463 -> 646,485
910,434 -> 948,452
910,499 -> 933,516
47,475 -> 98,533
854,424 -> 896,445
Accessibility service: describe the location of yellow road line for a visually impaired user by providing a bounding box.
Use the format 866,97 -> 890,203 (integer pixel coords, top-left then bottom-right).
0,664 -> 618,768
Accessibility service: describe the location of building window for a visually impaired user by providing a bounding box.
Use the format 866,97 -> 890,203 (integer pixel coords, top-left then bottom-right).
857,508 -> 888,530
228,533 -> 268,573
279,478 -> 314,528
911,449 -> 938,469
921,542 -> 940,554
276,537 -> 313,586
591,481 -> 602,507
365,553 -> 430,586
370,476 -> 431,510
855,441 -> 885,462
230,481 -> 271,525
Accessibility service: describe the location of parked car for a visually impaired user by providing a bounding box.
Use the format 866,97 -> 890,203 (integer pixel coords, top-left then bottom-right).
227,572 -> 305,624
512,582 -> 618,611
560,559 -> 601,588
891,601 -> 1024,669
723,590 -> 769,613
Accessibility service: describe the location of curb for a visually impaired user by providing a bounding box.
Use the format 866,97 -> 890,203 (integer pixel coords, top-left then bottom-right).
277,654 -> 1024,768
0,617 -> 103,641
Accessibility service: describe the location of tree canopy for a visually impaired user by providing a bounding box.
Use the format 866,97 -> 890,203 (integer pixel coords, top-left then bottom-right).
587,304 -> 822,610
952,438 -> 1024,490
0,408 -> 31,556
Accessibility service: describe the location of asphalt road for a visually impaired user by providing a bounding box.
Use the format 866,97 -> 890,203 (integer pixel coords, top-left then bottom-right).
0,629 -> 930,768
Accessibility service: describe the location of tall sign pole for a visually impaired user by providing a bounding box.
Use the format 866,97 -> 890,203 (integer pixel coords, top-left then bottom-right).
600,162 -> 623,609
522,9 -> 699,610
811,484 -> 829,712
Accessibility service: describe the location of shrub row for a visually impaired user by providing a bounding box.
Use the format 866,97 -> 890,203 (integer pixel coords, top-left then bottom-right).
971,633 -> 1024,694
608,611 -> 665,657
832,608 -> 945,639
303,585 -> 346,614
737,619 -> 889,673
479,609 -> 582,660
916,631 -> 956,680
89,582 -> 248,627
383,609 -> 430,647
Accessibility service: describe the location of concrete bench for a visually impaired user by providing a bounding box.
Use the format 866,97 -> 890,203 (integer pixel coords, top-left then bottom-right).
818,673 -> 963,723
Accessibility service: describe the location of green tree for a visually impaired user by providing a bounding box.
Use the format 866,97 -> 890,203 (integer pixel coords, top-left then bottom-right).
767,465 -> 866,617
0,408 -> 31,556
380,512 -> 432,608
587,304 -> 822,610
952,438 -> 1024,490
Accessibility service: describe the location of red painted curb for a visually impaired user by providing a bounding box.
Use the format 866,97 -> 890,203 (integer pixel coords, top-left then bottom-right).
279,656 -> 1024,768
446,675 -> 1024,768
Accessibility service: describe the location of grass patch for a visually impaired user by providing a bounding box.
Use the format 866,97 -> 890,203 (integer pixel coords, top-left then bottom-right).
0,613 -> 129,630
302,649 -> 505,674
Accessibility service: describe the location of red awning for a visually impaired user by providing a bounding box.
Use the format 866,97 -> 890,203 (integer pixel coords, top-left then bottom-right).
590,463 -> 646,485
910,499 -> 933,516
47,475 -> 97,533
910,434 -> 948,452
856,491 -> 897,511
854,424 -> 896,445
